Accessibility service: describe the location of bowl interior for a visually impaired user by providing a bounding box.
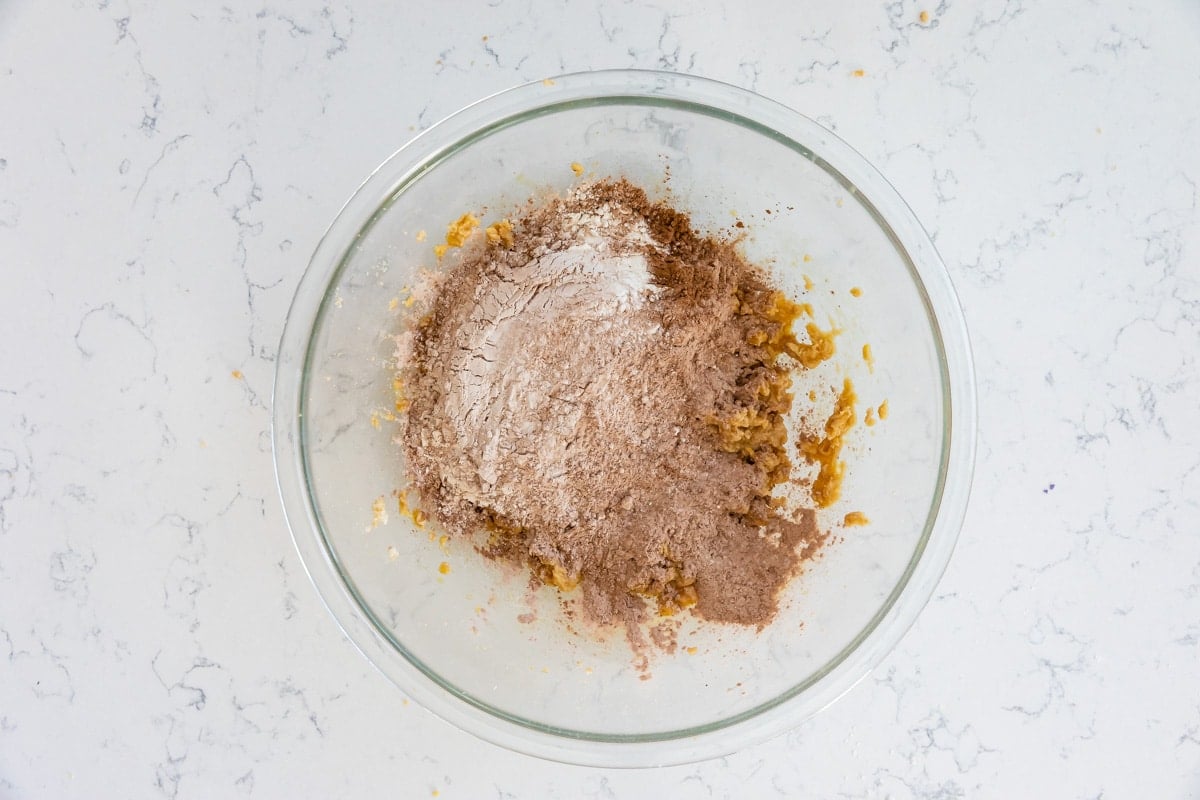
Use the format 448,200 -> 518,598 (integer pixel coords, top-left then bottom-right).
298,95 -> 947,740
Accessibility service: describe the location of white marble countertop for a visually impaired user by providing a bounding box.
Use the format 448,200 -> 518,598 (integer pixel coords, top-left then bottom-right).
3,1 -> 1199,797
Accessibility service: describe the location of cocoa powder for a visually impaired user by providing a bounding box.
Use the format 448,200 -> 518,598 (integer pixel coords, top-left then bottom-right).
398,179 -> 827,647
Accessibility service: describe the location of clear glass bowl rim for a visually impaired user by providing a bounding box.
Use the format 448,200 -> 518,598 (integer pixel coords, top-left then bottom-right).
271,68 -> 977,768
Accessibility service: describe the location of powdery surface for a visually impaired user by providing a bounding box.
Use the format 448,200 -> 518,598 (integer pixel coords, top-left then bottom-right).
398,179 -> 827,647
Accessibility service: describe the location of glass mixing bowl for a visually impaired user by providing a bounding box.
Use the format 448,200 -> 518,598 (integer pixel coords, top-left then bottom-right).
272,70 -> 975,767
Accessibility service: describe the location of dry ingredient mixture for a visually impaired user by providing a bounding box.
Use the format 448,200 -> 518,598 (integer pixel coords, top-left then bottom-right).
395,178 -> 853,646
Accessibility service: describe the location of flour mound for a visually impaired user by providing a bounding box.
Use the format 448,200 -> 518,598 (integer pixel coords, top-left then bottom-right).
398,179 -> 827,647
